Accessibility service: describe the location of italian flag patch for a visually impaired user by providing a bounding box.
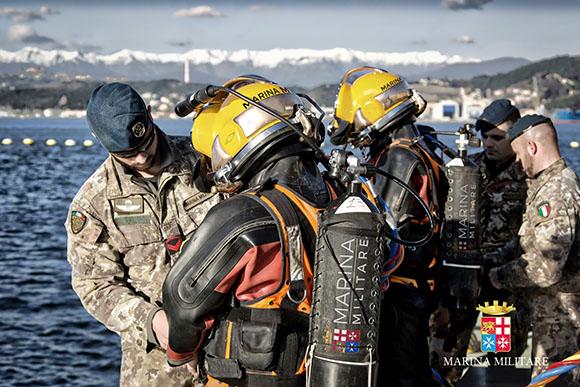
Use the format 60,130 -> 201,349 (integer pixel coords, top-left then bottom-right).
537,202 -> 551,218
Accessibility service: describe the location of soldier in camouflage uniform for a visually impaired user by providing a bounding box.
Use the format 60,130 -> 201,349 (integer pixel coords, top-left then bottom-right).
66,83 -> 219,386
488,115 -> 580,385
434,100 -> 532,384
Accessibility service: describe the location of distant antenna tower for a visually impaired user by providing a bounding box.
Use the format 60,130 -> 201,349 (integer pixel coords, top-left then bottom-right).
532,75 -> 540,108
184,58 -> 190,84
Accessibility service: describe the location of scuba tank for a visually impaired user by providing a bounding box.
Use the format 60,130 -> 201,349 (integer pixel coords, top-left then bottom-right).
306,150 -> 433,387
438,124 -> 485,310
308,151 -> 387,387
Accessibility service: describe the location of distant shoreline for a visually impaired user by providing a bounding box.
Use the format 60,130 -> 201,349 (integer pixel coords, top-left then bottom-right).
0,115 -> 579,126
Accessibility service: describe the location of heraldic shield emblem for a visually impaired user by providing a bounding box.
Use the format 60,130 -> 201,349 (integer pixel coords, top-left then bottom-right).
476,300 -> 516,353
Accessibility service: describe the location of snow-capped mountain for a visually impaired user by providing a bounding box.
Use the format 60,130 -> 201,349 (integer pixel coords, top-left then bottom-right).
0,47 -> 529,87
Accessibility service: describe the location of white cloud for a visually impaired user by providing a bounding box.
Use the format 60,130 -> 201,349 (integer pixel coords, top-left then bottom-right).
7,24 -> 100,51
8,24 -> 36,40
39,6 -> 59,16
174,6 -> 224,18
7,24 -> 55,44
442,0 -> 493,11
0,6 -> 59,22
455,35 -> 475,44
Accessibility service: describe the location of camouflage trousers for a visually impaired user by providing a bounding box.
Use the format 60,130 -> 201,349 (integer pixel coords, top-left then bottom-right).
120,346 -> 204,387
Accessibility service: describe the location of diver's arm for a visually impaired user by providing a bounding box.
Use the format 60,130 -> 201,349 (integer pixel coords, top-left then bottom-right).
162,195 -> 281,366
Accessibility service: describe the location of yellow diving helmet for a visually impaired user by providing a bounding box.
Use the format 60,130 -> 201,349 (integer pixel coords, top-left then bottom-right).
191,75 -> 307,185
330,66 -> 426,147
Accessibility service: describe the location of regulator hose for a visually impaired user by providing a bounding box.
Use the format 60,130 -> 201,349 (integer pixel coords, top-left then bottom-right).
365,165 -> 436,247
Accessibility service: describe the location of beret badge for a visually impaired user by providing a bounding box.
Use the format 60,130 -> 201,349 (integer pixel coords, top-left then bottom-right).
132,122 -> 146,138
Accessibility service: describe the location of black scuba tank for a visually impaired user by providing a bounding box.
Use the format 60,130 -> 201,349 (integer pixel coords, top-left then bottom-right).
307,180 -> 387,387
440,149 -> 485,310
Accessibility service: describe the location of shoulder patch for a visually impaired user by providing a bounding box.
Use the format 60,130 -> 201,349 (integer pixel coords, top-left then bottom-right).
537,201 -> 551,218
71,211 -> 87,234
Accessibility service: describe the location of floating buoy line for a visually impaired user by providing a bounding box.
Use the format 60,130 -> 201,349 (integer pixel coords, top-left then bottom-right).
2,137 -> 578,149
1,138 -> 95,147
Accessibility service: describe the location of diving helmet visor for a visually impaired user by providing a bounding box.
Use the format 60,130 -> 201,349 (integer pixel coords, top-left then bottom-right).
374,80 -> 413,112
234,92 -> 303,138
350,80 -> 413,141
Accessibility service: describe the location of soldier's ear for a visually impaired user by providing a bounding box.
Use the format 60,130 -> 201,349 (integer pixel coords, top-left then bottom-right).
527,140 -> 538,156
147,105 -> 153,122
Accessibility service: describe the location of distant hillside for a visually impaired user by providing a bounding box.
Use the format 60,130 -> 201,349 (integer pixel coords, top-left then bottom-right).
1,55 -> 578,115
470,55 -> 580,90
0,77 -> 204,111
429,57 -> 530,80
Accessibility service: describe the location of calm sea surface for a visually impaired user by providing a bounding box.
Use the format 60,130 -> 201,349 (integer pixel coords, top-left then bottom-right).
0,118 -> 578,386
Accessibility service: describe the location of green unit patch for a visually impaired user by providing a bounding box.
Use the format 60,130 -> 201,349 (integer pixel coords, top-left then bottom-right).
115,215 -> 151,226
71,211 -> 87,234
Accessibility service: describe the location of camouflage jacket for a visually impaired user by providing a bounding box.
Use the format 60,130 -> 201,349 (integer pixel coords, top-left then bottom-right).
471,152 -> 527,254
66,134 -> 219,385
493,158 -> 580,296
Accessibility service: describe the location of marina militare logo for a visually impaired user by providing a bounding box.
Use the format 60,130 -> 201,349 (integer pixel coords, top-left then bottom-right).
476,301 -> 516,353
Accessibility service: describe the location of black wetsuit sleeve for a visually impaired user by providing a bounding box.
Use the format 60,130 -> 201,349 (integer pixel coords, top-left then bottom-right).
162,195 -> 279,365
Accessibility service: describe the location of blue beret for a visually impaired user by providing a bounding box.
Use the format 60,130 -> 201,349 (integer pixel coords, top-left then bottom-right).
86,83 -> 150,153
475,99 -> 519,132
507,114 -> 552,143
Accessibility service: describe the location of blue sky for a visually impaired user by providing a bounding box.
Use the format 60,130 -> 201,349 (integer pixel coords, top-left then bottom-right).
0,0 -> 578,60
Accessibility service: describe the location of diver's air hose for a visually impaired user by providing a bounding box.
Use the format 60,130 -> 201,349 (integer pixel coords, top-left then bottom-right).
366,165 -> 436,247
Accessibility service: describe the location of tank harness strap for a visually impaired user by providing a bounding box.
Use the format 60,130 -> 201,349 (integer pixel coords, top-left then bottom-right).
260,189 -> 306,304
227,307 -> 309,329
323,174 -> 343,200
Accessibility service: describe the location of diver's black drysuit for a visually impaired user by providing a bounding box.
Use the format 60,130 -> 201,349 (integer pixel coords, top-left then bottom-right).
370,122 -> 446,387
162,142 -> 330,387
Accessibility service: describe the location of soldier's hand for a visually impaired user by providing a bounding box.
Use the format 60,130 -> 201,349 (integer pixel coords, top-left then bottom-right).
482,251 -> 504,271
488,268 -> 502,289
152,309 -> 169,350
